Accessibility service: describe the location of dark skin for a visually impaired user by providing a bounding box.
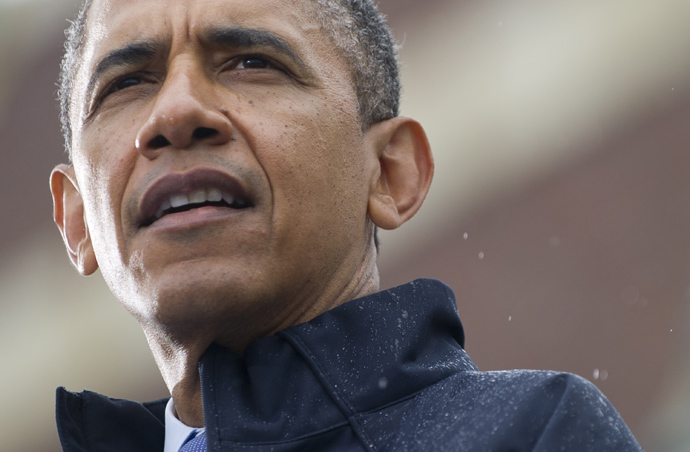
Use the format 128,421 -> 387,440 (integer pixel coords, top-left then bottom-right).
50,0 -> 433,427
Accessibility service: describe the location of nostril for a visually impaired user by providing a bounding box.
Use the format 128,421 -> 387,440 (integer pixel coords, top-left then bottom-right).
193,127 -> 219,140
149,135 -> 171,149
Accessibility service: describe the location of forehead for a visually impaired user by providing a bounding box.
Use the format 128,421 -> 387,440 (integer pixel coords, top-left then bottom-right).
89,0 -> 319,33
69,0 -> 352,132
81,0 -> 329,72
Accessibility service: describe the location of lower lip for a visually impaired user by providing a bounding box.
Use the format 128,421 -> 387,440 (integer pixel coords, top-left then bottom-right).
144,205 -> 247,231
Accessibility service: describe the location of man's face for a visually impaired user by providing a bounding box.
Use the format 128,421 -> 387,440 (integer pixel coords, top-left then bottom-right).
67,0 -> 378,335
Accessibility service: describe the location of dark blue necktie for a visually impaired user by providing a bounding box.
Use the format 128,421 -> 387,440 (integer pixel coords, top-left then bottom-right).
179,431 -> 207,452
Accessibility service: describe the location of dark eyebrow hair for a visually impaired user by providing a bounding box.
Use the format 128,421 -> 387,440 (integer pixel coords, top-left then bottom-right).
84,28 -> 308,106
86,42 -> 162,102
204,27 -> 307,69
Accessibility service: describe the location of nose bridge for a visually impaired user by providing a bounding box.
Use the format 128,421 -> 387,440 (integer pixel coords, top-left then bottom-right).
135,57 -> 233,154
159,59 -> 206,113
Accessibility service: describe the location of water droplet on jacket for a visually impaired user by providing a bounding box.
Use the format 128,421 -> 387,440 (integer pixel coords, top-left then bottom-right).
378,377 -> 389,389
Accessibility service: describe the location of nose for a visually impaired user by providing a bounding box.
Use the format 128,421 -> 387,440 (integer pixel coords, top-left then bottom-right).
135,66 -> 233,158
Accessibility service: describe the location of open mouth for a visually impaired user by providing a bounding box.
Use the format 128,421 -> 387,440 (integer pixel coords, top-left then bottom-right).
142,188 -> 250,227
137,169 -> 255,228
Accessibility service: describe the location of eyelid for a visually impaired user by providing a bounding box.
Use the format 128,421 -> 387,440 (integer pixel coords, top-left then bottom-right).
107,74 -> 142,93
87,71 -> 154,117
224,53 -> 289,73
112,70 -> 158,92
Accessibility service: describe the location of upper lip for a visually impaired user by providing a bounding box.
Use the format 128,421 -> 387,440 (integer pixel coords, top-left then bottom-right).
137,167 -> 253,227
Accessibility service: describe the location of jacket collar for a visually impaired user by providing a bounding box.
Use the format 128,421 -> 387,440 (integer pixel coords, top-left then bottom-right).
56,387 -> 167,451
201,279 -> 476,446
56,279 -> 475,450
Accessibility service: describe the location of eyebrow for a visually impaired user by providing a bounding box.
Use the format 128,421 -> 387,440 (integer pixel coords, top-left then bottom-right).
85,27 -> 308,104
86,42 -> 162,102
203,27 -> 307,69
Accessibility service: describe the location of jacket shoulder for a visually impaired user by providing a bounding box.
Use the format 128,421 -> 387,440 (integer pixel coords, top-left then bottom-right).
450,370 -> 644,451
363,370 -> 643,452
511,371 -> 644,451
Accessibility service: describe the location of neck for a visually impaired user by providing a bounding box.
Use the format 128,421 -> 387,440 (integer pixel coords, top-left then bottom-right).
144,329 -> 207,426
142,244 -> 381,427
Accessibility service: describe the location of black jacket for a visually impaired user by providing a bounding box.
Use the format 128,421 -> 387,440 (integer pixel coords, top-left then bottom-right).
56,279 -> 643,451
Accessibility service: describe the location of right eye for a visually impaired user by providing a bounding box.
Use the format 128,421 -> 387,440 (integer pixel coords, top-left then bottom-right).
112,76 -> 143,91
103,75 -> 144,97
87,73 -> 156,119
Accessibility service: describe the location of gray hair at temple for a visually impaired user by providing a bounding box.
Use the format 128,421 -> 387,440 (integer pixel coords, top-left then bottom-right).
58,0 -> 401,157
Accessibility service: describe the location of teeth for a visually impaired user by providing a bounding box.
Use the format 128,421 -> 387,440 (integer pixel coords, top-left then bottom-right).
170,194 -> 189,208
222,193 -> 235,206
154,199 -> 172,220
206,188 -> 223,202
154,187 -> 245,220
189,189 -> 206,204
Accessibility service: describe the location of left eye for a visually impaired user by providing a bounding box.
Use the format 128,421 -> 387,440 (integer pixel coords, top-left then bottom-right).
236,56 -> 273,70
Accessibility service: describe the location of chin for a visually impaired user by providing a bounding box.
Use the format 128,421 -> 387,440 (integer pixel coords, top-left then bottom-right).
135,264 -> 275,335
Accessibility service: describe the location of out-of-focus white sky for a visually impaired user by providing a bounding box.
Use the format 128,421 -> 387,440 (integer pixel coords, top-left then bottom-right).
386,0 -> 690,264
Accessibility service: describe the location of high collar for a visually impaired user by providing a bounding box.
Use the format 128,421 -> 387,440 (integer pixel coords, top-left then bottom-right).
200,278 -> 477,446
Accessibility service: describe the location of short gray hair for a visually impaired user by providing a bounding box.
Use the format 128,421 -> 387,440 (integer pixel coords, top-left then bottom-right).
58,0 -> 400,156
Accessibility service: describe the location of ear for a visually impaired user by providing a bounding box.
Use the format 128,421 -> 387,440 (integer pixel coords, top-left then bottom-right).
50,164 -> 99,276
366,117 -> 434,230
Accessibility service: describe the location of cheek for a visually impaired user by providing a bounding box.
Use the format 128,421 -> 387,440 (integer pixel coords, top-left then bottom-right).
74,126 -> 138,269
247,94 -> 369,241
267,105 -> 362,193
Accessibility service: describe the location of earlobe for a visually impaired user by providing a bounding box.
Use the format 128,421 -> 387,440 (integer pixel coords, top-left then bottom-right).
367,117 -> 434,230
50,164 -> 99,276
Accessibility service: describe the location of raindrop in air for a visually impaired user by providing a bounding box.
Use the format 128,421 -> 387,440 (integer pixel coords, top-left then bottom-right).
593,369 -> 609,381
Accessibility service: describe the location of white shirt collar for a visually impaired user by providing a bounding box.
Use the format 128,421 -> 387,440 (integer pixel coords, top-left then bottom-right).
164,398 -> 206,452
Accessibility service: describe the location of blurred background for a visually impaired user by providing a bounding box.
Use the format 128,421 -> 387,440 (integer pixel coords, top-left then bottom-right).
1,0 -> 689,450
